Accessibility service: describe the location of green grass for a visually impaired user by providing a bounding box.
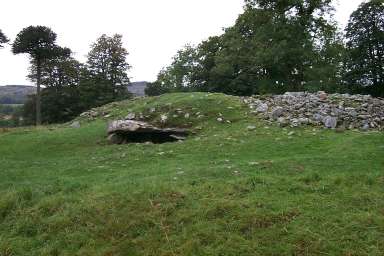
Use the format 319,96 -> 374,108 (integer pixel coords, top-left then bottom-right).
0,92 -> 383,255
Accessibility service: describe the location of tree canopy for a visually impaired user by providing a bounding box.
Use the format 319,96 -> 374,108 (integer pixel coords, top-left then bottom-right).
12,26 -> 58,60
344,0 -> 384,96
149,0 -> 343,96
86,34 -> 130,88
12,26 -> 62,125
0,29 -> 9,48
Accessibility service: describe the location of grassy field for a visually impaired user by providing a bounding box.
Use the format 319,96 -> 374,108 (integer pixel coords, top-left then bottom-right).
0,93 -> 383,255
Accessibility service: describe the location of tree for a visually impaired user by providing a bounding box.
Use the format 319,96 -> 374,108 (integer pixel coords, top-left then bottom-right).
26,47 -> 84,123
214,0 -> 342,94
86,34 -> 131,99
152,45 -> 198,93
152,0 -> 343,96
28,47 -> 81,88
12,26 -> 59,125
0,29 -> 9,48
344,0 -> 384,96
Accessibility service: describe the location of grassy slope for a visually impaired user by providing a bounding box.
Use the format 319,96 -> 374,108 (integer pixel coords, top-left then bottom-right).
0,93 -> 383,256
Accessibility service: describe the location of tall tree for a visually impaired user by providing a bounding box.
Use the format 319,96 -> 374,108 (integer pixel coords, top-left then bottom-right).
0,29 -> 9,48
151,0 -> 342,96
344,0 -> 384,96
146,45 -> 201,96
86,34 -> 131,98
25,47 -> 84,123
28,47 -> 81,88
12,26 -> 59,125
216,0 -> 342,94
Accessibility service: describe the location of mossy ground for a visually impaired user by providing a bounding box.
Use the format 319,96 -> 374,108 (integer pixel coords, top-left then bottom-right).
0,93 -> 383,255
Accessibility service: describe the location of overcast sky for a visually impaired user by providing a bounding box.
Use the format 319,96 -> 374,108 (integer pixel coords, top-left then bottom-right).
0,0 -> 365,86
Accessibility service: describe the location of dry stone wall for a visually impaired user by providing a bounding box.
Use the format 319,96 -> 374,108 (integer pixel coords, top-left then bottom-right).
243,92 -> 384,131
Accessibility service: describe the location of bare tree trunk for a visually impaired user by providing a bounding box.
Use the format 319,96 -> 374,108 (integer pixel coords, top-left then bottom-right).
36,59 -> 42,126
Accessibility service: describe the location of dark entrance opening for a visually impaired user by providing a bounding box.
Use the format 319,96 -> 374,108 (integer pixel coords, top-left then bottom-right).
107,120 -> 190,145
108,130 -> 188,144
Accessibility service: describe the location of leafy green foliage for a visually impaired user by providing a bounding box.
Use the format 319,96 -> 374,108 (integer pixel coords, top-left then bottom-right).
0,104 -> 22,127
28,47 -> 81,88
86,34 -> 131,94
151,0 -> 343,96
12,26 -> 58,60
344,0 -> 384,96
12,26 -> 62,125
21,34 -> 133,125
0,93 -> 383,255
0,29 -> 9,48
145,45 -> 198,96
71,34 -> 133,112
22,87 -> 83,125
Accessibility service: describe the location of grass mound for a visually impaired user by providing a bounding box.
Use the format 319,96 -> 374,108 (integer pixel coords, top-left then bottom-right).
77,92 -> 246,129
0,93 -> 383,255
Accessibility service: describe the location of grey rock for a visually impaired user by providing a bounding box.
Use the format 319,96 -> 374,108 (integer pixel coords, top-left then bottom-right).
256,103 -> 269,113
290,118 -> 300,127
160,114 -> 168,123
107,133 -> 125,144
107,120 -> 189,144
323,116 -> 338,129
70,121 -> 81,129
313,114 -> 324,122
298,118 -> 310,125
125,113 -> 136,120
361,123 -> 370,131
271,107 -> 284,120
277,117 -> 288,127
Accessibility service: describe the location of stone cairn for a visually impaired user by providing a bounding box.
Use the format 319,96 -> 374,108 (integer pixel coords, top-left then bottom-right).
243,92 -> 384,131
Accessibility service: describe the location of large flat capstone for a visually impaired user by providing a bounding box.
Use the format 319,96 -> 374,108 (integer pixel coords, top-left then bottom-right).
107,120 -> 189,144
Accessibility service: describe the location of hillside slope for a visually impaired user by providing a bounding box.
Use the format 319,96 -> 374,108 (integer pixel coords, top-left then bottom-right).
0,93 -> 383,255
0,85 -> 36,104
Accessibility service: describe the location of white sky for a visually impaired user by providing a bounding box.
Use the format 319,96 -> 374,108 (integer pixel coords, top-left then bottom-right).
0,0 -> 365,85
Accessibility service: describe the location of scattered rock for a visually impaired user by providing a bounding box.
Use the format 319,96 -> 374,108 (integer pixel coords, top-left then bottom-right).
125,113 -> 136,120
160,114 -> 168,123
247,125 -> 257,131
79,110 -> 99,118
256,103 -> 269,113
277,117 -> 288,127
243,92 -> 384,131
217,117 -> 224,122
323,116 -> 338,129
271,107 -> 284,120
69,121 -> 81,129
319,91 -> 328,101
361,123 -> 370,131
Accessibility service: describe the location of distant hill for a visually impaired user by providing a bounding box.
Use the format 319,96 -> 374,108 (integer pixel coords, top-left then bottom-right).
0,85 -> 36,104
128,81 -> 148,96
0,82 -> 147,105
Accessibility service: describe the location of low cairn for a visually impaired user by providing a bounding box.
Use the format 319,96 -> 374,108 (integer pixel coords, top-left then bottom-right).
243,92 -> 384,131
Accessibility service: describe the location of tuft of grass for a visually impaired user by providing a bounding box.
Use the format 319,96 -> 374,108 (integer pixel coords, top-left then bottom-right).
0,92 -> 383,255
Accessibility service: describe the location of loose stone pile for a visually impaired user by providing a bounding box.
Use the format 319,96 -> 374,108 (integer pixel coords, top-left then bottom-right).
243,92 -> 384,131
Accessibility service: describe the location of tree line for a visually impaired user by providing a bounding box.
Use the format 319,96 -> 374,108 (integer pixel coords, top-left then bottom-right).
146,0 -> 384,98
0,0 -> 383,126
0,28 -> 131,125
